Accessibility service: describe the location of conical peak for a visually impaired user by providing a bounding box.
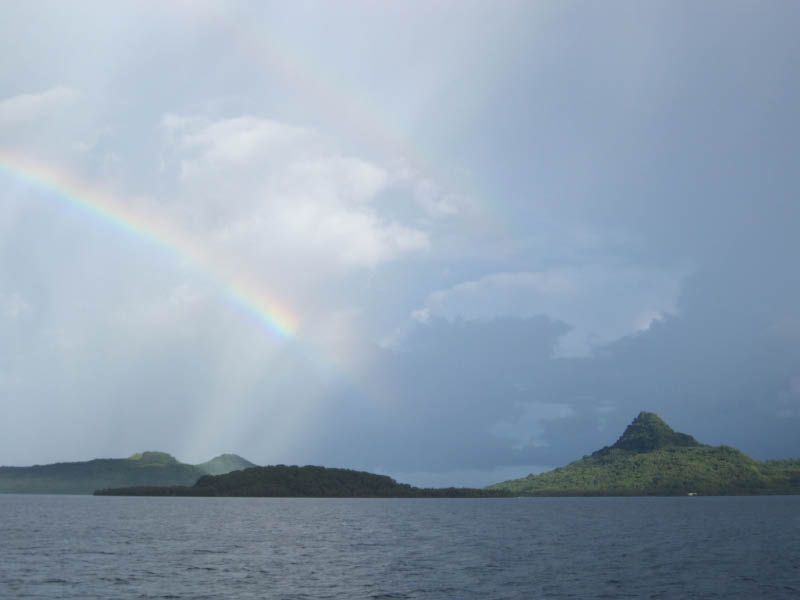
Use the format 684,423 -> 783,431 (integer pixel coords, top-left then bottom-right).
632,411 -> 670,428
611,412 -> 701,453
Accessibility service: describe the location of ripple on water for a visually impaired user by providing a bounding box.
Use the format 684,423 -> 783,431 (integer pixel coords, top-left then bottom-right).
1,495 -> 799,599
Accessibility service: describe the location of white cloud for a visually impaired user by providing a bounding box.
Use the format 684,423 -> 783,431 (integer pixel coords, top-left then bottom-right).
168,116 -> 322,175
411,266 -> 686,356
413,178 -> 460,217
0,86 -> 79,130
160,114 -> 430,272
387,161 -> 472,219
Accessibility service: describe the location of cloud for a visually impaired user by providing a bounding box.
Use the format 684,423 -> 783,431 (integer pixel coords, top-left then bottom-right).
1,3 -> 799,485
351,247 -> 800,478
0,105 -> 443,465
304,316 -> 573,475
0,292 -> 30,319
160,114 -> 430,272
411,266 -> 685,356
0,87 -> 95,162
490,402 -> 576,450
411,177 -> 460,217
0,86 -> 79,130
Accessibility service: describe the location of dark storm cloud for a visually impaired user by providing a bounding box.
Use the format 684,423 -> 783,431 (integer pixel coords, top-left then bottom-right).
306,245 -> 800,481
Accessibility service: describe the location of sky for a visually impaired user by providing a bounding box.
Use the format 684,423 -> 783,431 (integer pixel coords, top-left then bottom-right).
1,1 -> 798,487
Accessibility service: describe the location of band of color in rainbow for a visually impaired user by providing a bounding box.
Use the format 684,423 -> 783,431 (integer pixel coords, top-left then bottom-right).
0,153 -> 297,340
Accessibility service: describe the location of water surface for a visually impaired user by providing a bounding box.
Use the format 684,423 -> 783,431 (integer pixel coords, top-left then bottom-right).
1,495 -> 798,599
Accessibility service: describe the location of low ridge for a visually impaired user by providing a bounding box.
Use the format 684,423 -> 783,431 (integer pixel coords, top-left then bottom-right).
128,451 -> 181,466
0,452 -> 258,494
94,464 -> 511,498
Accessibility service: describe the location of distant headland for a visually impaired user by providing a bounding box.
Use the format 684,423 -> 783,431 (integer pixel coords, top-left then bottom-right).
488,412 -> 800,496
0,451 -> 255,495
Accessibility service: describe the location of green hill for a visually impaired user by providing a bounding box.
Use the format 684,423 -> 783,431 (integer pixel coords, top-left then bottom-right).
195,453 -> 256,476
0,451 -> 256,494
488,412 -> 800,496
94,464 -> 511,498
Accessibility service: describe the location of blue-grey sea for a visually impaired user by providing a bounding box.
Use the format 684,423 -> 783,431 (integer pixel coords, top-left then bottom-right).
1,494 -> 798,599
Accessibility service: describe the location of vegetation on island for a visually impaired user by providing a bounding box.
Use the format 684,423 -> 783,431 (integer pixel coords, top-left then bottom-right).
0,451 -> 255,494
94,464 -> 511,498
488,412 -> 800,496
6,412 -> 799,497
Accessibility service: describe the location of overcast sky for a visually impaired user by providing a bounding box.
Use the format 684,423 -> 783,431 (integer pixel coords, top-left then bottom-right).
1,1 -> 798,487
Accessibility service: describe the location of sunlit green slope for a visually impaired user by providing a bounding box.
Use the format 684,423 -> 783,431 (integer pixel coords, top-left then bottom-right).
488,412 -> 800,496
195,453 -> 257,475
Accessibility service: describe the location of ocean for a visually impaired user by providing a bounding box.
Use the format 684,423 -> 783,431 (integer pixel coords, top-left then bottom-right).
1,494 -> 798,599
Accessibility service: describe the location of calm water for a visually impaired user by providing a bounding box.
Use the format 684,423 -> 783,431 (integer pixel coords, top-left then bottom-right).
1,495 -> 798,599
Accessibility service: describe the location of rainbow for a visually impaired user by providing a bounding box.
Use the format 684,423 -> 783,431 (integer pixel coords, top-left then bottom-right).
0,153 -> 298,339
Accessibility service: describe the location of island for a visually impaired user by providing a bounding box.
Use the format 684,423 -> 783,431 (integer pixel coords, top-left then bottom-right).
0,451 -> 255,494
487,412 -> 800,496
7,412 -> 799,497
94,464 -> 511,497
